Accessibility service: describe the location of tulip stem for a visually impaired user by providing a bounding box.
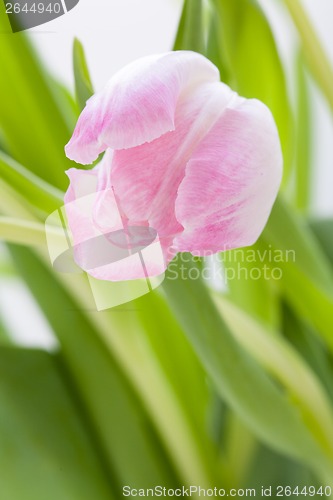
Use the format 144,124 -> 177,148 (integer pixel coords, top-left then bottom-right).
284,0 -> 333,112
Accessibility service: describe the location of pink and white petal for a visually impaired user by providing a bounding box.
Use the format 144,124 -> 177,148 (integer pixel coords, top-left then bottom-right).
64,167 -> 101,244
174,98 -> 283,254
64,167 -> 99,203
64,166 -> 124,274
64,162 -> 166,281
65,51 -> 220,164
91,150 -> 127,232
107,81 -> 236,247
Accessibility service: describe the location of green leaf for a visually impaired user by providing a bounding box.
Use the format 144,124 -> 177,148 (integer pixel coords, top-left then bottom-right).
0,216 -> 48,246
282,302 -> 333,404
73,38 -> 94,111
206,8 -> 229,83
0,4 -> 74,189
49,78 -> 79,132
173,0 -> 205,53
210,0 -> 294,179
212,293 -> 333,463
0,347 -> 114,500
283,0 -> 333,113
310,219 -> 333,269
263,196 -> 333,297
281,261 -> 333,353
8,244 -> 182,491
86,282 -> 219,485
280,218 -> 333,353
220,412 -> 257,488
3,184 -> 214,487
162,256 -> 333,480
136,291 -> 209,431
246,444 -> 319,491
294,54 -> 312,212
261,201 -> 333,352
0,216 -> 65,249
133,290 -> 218,482
222,238 -> 280,328
0,178 -> 37,220
0,151 -> 63,214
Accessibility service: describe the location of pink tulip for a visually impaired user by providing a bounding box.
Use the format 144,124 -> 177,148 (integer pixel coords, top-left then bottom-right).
64,51 -> 282,281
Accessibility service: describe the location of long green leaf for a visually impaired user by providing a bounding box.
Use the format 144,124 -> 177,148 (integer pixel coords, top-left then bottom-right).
173,0 -> 205,53
212,293 -> 333,460
2,173 -> 214,488
295,54 -> 312,212
222,239 -> 280,328
0,347 -> 114,500
282,302 -> 333,404
0,216 -> 48,246
0,151 -> 63,214
0,178 -> 36,220
283,0 -> 333,112
310,219 -> 333,268
282,262 -> 333,353
206,7 -> 229,83
260,204 -> 333,351
211,0 -> 294,178
133,290 -> 219,482
246,444 -> 319,492
263,196 -> 333,297
8,245 -> 181,492
175,0 -> 286,326
162,256 -> 333,481
73,38 -> 94,111
0,4 -> 74,189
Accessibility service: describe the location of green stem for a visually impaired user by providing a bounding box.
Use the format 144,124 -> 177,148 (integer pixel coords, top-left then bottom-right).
284,0 -> 333,112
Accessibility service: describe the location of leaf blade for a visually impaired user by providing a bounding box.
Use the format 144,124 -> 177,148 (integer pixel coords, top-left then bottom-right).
73,38 -> 94,111
0,347 -> 115,500
162,256 -> 333,480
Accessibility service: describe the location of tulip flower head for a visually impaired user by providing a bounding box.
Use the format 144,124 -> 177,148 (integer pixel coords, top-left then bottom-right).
64,51 -> 282,281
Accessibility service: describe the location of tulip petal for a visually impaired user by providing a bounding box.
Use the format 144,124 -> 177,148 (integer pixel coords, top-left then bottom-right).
64,167 -> 101,244
101,81 -> 237,262
174,99 -> 283,253
82,237 -> 166,282
65,51 -> 220,164
64,163 -> 166,281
